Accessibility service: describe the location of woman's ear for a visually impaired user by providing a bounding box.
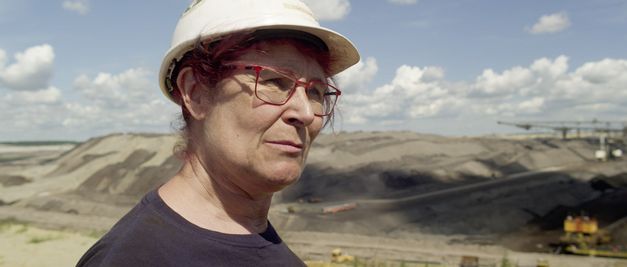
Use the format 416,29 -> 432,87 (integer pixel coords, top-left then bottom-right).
177,67 -> 208,120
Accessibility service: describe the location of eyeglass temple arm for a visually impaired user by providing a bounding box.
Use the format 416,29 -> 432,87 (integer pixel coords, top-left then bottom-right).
324,89 -> 341,96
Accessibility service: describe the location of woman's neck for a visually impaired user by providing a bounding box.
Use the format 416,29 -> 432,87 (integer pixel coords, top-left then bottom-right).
159,154 -> 272,234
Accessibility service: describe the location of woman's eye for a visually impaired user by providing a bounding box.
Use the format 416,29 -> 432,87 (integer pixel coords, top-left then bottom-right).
307,89 -> 322,100
260,78 -> 291,90
307,84 -> 326,101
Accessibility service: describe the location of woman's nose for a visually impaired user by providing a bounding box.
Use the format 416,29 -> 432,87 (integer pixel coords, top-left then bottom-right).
281,85 -> 316,127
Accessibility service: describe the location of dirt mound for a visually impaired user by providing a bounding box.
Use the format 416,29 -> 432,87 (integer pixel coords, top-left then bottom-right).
0,133 -> 181,207
592,173 -> 627,189
281,132 -> 598,203
0,175 -> 30,187
2,131 -> 627,257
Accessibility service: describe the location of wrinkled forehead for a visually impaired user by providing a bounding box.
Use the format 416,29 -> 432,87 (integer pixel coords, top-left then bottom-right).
237,40 -> 328,79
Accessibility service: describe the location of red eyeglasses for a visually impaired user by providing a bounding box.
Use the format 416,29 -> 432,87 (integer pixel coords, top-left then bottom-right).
224,64 -> 341,116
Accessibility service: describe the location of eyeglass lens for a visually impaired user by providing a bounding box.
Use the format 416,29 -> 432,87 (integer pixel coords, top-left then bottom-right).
254,68 -> 337,116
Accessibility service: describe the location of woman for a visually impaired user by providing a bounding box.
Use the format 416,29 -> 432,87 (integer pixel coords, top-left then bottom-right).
77,0 -> 359,266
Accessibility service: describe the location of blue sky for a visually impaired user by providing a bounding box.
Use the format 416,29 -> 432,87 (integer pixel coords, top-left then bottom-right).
1,0 -> 626,141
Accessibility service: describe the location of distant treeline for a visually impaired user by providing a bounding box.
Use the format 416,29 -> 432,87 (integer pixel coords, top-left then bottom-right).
0,141 -> 80,146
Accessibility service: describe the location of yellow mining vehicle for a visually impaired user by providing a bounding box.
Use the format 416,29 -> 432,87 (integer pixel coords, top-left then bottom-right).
557,215 -> 627,258
331,248 -> 355,263
303,249 -> 355,267
536,259 -> 549,267
560,215 -> 610,245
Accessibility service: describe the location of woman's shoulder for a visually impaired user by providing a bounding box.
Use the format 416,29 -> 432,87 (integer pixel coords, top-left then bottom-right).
76,189 -> 305,266
76,190 -> 172,266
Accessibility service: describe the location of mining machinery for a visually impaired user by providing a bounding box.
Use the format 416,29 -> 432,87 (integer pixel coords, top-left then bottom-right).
497,119 -> 627,140
555,215 -> 627,259
498,120 -> 626,160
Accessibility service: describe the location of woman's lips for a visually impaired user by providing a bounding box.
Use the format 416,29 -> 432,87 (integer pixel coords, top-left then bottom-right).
265,140 -> 303,153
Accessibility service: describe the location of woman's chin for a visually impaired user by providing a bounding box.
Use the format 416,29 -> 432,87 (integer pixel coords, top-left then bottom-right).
261,166 -> 303,191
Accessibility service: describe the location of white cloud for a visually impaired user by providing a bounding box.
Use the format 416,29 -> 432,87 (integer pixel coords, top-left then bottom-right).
530,55 -> 569,79
0,44 -> 55,91
2,87 -> 61,105
67,68 -> 178,130
301,0 -> 350,21
391,65 -> 446,97
0,86 -> 65,138
518,97 -> 545,112
74,68 -> 154,108
555,58 -> 627,102
338,55 -> 627,130
575,58 -> 627,84
62,0 -> 90,15
15,87 -> 61,104
388,0 -> 418,5
472,56 -> 571,97
528,12 -> 571,34
340,63 -> 459,124
0,67 -> 179,140
421,66 -> 445,82
473,67 -> 534,96
335,57 -> 378,93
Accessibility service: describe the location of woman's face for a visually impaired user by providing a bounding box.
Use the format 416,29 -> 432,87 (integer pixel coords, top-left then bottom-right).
194,41 -> 326,196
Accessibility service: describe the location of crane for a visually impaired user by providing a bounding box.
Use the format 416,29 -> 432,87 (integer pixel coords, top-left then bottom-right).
498,119 -> 626,161
497,120 -> 627,140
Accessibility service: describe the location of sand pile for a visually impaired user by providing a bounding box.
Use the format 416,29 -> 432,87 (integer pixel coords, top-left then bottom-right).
281,132 -> 599,202
1,131 -> 626,255
0,133 -> 181,218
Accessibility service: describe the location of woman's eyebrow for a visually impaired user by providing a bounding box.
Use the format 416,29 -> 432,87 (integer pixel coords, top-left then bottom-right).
276,62 -> 326,80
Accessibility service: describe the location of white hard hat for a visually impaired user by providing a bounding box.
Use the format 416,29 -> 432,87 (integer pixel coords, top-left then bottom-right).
159,0 -> 360,103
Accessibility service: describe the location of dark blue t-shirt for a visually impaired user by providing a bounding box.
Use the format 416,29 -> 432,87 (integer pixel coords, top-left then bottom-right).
77,190 -> 305,267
